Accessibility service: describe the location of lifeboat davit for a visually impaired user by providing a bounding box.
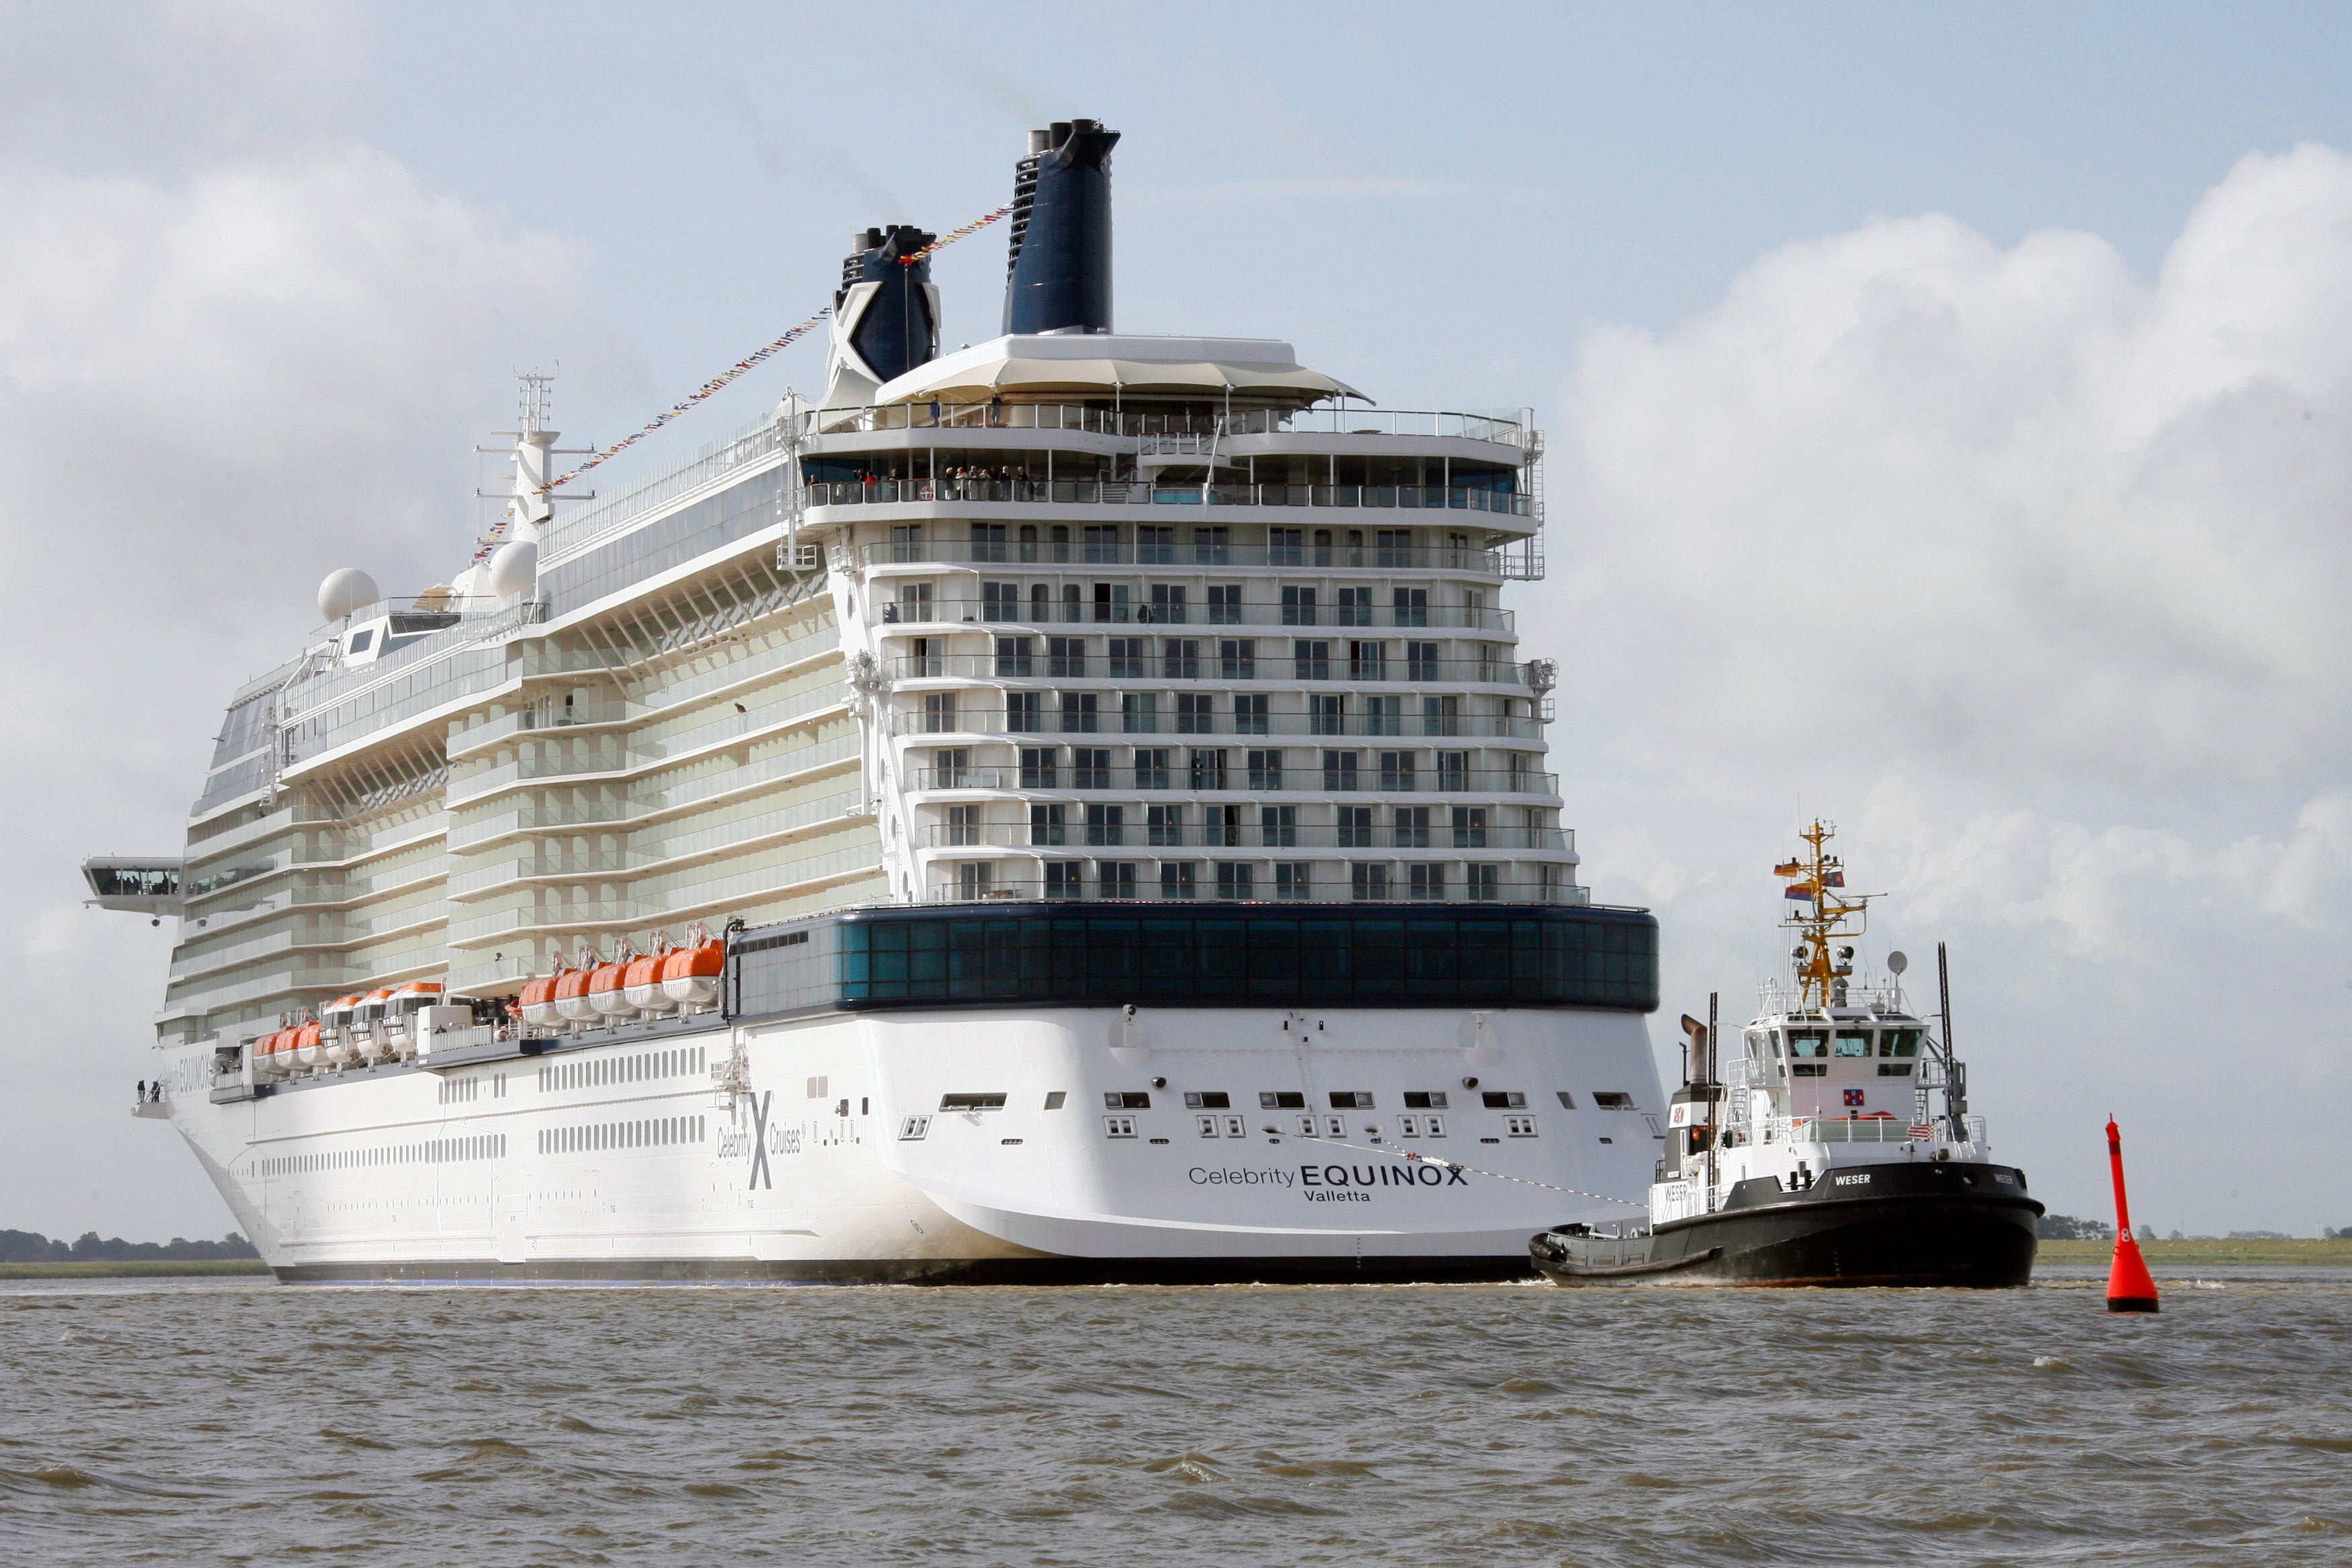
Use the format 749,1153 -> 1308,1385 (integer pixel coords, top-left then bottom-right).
552,966 -> 597,1024
518,971 -> 562,1030
659,938 -> 725,1009
622,946 -> 671,1013
348,988 -> 395,1063
586,959 -> 633,1020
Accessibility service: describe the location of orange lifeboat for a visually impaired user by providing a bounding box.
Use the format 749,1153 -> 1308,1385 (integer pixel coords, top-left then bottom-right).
293,1021 -> 322,1063
254,1028 -> 286,1073
622,940 -> 671,1012
587,957 -> 633,1020
659,932 -> 725,1009
518,970 -> 562,1030
552,965 -> 597,1024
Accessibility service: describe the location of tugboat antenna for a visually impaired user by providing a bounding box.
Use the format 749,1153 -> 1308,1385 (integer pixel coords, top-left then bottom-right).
1937,940 -> 1969,1142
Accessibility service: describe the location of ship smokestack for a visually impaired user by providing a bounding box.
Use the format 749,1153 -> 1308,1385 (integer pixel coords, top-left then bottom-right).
822,224 -> 939,407
1002,118 -> 1118,336
839,224 -> 940,385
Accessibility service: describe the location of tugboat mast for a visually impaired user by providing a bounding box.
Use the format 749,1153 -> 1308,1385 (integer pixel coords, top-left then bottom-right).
1777,819 -> 1867,1010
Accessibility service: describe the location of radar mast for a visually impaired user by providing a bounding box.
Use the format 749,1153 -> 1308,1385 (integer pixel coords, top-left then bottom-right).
1777,820 -> 1869,1010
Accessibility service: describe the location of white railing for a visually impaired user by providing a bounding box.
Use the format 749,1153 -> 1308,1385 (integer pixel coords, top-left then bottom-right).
801,401 -> 1530,448
541,416 -> 789,565
1771,1116 -> 1928,1145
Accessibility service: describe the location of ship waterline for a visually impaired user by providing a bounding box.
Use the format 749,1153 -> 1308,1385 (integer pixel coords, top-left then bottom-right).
95,119 -> 1667,1281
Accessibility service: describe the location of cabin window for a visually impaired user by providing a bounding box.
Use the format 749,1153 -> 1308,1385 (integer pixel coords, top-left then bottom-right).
1833,1031 -> 1872,1057
346,629 -> 374,653
1785,1030 -> 1827,1059
1881,1029 -> 1923,1058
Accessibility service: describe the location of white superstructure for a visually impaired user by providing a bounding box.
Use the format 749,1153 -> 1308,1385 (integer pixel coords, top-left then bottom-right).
93,121 -> 1670,1282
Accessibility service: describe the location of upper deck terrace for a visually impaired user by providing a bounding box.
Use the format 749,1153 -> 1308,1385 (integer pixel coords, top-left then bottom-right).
542,399 -> 1540,571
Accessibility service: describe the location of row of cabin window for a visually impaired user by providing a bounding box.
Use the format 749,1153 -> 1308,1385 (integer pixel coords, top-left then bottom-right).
539,1115 -> 706,1155
950,863 -> 1542,901
824,454 -> 1516,488
262,1134 -> 506,1175
985,803 -> 1505,845
920,693 -> 1505,734
936,748 -> 1536,789
879,522 -> 1501,562
538,1046 -> 707,1093
971,637 -> 1493,681
896,583 -> 1476,626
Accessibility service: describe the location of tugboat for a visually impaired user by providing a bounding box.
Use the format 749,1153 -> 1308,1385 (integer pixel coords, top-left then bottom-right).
1531,822 -> 2043,1287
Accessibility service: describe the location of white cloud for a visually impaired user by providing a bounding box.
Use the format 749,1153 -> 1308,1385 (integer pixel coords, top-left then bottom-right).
0,5 -> 616,1241
1540,146 -> 2352,1230
1552,144 -> 2352,791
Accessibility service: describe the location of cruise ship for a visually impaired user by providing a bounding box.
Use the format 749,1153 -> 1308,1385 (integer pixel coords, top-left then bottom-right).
85,121 -> 1667,1282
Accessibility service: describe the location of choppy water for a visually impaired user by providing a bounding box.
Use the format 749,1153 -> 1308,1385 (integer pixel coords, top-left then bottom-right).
2,1269 -> 2347,1567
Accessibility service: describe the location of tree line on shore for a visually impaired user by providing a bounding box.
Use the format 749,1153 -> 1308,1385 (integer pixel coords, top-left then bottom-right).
0,1229 -> 260,1261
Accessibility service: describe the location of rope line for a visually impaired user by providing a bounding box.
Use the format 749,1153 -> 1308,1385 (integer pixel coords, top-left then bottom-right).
895,203 -> 1016,267
471,200 -> 1020,562
1285,1128 -> 1647,1209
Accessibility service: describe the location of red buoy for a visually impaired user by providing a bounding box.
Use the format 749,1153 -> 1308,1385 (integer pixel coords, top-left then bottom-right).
2104,1116 -> 2159,1314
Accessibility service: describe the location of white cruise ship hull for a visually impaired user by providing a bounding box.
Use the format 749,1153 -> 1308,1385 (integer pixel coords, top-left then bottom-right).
158,1002 -> 1663,1283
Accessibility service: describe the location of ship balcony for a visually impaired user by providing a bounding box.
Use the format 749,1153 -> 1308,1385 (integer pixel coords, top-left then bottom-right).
901,764 -> 1559,799
923,823 -> 1573,853
178,857 -> 450,938
444,787 -> 863,902
444,686 -> 848,803
446,699 -> 636,760
447,627 -> 843,767
886,652 -> 1536,689
443,839 -> 882,948
873,600 -> 1516,635
165,903 -> 450,982
163,944 -> 453,1014
444,734 -> 863,850
278,817 -> 447,871
887,712 -> 1546,742
281,856 -> 449,910
857,538 -> 1522,574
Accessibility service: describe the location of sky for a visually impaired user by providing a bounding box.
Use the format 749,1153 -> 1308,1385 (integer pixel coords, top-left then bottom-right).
5,0 -> 2349,1241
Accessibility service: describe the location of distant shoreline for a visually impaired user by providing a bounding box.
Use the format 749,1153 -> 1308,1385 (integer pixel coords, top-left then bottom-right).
0,1260 -> 273,1279
2037,1238 -> 2352,1266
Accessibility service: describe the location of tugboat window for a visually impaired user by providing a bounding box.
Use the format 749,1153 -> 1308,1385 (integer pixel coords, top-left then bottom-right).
1881,1029 -> 1922,1058
1785,1030 -> 1827,1058
1833,1031 -> 1872,1057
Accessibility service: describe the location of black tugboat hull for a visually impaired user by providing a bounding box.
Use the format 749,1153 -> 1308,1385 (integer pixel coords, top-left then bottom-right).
1532,1162 -> 2043,1288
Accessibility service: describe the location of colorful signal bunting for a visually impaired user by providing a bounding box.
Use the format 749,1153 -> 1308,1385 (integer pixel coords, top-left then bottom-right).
471,200 -> 1021,563
894,203 -> 1016,268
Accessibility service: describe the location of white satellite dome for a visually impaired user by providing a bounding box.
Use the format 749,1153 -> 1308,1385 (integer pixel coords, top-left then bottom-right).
317,568 -> 381,622
487,540 -> 540,599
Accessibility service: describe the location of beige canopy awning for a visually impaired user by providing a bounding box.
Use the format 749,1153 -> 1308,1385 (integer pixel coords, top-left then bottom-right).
870,335 -> 1367,406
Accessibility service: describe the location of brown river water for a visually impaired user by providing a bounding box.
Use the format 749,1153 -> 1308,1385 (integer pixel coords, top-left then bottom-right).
2,1269 -> 2347,1566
